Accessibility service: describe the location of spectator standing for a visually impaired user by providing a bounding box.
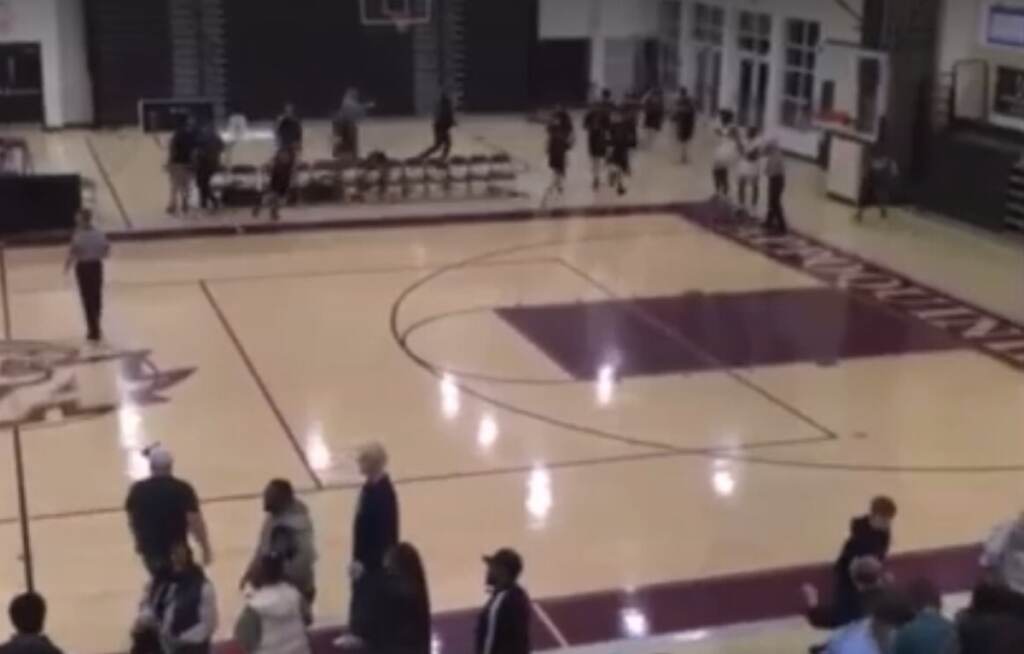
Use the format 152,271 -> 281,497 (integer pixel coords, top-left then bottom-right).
891,579 -> 957,654
823,589 -> 913,654
981,511 -> 1024,597
134,542 -> 218,654
476,549 -> 531,654
737,126 -> 762,215
335,443 -> 399,647
235,555 -> 311,654
125,446 -> 212,577
193,121 -> 224,213
333,89 -> 374,160
0,593 -> 64,654
711,111 -> 740,205
63,209 -> 110,343
353,543 -> 432,654
166,116 -> 197,215
672,88 -> 696,164
957,583 -> 1024,654
241,479 -> 317,610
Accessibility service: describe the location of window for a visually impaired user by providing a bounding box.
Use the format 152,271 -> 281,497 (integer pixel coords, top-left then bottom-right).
780,18 -> 820,129
658,0 -> 682,88
692,3 -> 725,46
737,11 -> 771,57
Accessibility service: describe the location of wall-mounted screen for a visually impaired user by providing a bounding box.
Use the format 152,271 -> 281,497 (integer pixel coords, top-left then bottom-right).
988,4 -> 1024,48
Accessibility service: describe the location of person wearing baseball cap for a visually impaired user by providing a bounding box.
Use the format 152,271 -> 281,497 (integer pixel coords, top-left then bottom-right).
475,548 -> 531,654
124,445 -> 213,577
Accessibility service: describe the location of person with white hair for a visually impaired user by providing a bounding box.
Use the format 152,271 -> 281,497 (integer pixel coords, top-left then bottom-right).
981,511 -> 1024,596
335,443 -> 399,648
124,446 -> 213,577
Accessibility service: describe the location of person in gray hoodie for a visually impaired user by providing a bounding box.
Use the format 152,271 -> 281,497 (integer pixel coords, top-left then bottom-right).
241,480 -> 317,613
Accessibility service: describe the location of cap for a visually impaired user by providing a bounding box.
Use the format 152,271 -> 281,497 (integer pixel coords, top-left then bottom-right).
146,445 -> 173,469
483,548 -> 523,578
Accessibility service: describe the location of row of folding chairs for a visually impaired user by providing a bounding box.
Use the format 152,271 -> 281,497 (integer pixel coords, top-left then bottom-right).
213,153 -> 519,206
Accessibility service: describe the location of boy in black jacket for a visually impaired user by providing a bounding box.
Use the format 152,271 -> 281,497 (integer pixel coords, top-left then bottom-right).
477,549 -> 531,654
802,497 -> 897,645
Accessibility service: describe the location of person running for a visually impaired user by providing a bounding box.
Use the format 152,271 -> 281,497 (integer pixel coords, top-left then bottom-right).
193,121 -> 224,213
763,140 -> 789,234
583,97 -> 611,190
541,105 -> 574,206
166,116 -> 197,215
253,146 -> 297,221
641,87 -> 665,147
855,147 -> 899,221
737,126 -> 763,215
275,103 -> 303,154
64,210 -> 110,343
606,106 -> 635,196
712,110 -> 741,206
416,92 -> 456,161
672,88 -> 697,164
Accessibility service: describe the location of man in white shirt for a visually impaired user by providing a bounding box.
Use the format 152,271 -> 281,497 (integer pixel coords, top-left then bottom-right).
64,210 -> 110,342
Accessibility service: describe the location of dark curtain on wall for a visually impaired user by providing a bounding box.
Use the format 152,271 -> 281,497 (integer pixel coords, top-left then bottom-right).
85,0 -> 173,125
223,0 -> 413,120
530,39 -> 591,108
463,0 -> 538,111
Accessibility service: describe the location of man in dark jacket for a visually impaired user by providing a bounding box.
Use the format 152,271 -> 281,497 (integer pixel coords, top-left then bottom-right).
337,443 -> 399,646
832,496 -> 897,610
476,549 -> 531,654
0,593 -> 64,654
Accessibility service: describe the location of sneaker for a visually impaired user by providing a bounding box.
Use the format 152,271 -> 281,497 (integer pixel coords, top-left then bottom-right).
333,634 -> 363,649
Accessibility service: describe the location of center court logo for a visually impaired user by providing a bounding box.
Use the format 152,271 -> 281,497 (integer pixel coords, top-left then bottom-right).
0,341 -> 194,429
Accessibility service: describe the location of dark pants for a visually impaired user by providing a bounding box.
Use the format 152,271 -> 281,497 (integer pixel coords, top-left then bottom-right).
765,175 -> 787,233
348,567 -> 383,637
713,166 -> 729,197
75,261 -> 103,340
195,164 -> 218,210
739,177 -> 759,207
417,127 -> 452,160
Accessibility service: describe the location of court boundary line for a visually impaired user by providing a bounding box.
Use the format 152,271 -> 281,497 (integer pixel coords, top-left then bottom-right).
84,135 -> 133,230
0,247 -> 35,591
199,280 -> 324,489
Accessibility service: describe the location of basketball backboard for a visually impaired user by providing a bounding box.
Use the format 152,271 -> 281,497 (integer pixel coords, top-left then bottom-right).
360,0 -> 431,29
814,40 -> 889,143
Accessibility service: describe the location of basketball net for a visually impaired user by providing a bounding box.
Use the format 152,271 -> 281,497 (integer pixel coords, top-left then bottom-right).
384,9 -> 413,33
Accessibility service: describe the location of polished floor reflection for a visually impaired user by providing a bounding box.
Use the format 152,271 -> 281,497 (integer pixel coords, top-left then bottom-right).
0,118 -> 1021,654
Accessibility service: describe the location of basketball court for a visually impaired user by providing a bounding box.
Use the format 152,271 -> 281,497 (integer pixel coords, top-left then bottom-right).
0,112 -> 1022,653
1,0 -> 1023,652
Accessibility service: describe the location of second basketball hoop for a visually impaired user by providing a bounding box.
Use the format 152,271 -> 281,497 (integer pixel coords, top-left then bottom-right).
359,0 -> 431,32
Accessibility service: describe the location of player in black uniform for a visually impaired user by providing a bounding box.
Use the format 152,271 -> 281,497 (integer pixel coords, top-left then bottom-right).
606,106 -> 635,196
541,105 -> 574,207
582,98 -> 611,190
642,88 -> 665,147
253,146 -> 296,221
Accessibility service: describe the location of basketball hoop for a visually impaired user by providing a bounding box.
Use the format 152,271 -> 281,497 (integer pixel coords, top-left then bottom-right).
383,9 -> 414,33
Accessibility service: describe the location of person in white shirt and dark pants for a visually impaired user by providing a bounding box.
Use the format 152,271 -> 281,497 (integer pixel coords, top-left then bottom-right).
64,210 -> 110,342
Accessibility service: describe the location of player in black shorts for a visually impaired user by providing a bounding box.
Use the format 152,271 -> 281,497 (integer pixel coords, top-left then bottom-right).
542,105 -> 574,207
583,97 -> 611,190
606,106 -> 635,196
641,87 -> 665,147
253,146 -> 296,221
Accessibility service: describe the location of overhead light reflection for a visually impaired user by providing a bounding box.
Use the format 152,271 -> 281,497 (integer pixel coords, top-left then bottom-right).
525,465 -> 552,527
620,607 -> 649,638
117,403 -> 149,481
440,373 -> 460,419
711,459 -> 737,497
306,422 -> 334,472
596,363 -> 616,406
477,414 -> 498,449
430,633 -> 443,654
